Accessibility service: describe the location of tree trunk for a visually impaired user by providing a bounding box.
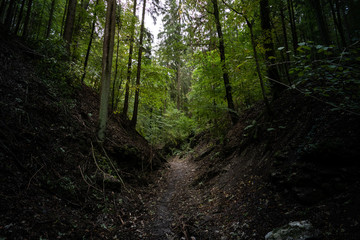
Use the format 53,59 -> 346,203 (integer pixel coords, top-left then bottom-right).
81,0 -> 99,84
308,0 -> 331,45
46,0 -> 56,38
60,0 -> 68,37
211,0 -> 238,125
246,19 -> 271,115
176,63 -> 181,110
98,0 -> 116,141
334,0 -> 346,47
63,0 -> 77,54
260,0 -> 284,98
35,0 -> 46,40
0,0 -> 8,24
14,0 -> 26,35
122,0 -> 137,117
287,0 -> 298,54
4,0 -> 16,31
279,2 -> 291,85
131,0 -> 147,128
22,0 -> 33,38
72,0 -> 89,60
111,15 -> 122,112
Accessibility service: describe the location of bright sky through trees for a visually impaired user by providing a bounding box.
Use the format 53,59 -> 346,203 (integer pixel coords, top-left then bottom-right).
144,0 -> 163,48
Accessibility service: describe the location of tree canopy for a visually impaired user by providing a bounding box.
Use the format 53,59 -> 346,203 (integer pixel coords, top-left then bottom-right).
2,0 -> 359,144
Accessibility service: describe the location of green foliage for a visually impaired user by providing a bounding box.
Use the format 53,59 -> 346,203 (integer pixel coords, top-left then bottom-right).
290,42 -> 360,113
32,38 -> 82,97
139,106 -> 197,147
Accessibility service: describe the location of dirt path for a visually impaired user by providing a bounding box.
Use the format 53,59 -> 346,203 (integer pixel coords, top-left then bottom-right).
150,155 -> 200,239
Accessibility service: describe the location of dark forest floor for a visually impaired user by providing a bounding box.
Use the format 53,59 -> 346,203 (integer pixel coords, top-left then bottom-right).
1,29 -> 360,239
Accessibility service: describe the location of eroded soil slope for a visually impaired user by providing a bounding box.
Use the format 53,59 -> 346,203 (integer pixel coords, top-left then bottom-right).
0,30 -> 161,239
175,90 -> 360,239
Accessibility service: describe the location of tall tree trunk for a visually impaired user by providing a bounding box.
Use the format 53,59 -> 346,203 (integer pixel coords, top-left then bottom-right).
308,0 -> 331,45
14,0 -> 26,35
72,0 -> 89,60
98,0 -> 116,141
246,19 -> 271,115
46,0 -> 56,38
131,0 -> 147,128
4,0 -> 16,31
287,0 -> 298,54
60,0 -> 68,37
22,0 -> 33,38
0,0 -> 8,24
35,0 -> 46,40
63,0 -> 77,54
334,0 -> 346,47
81,0 -> 99,84
279,2 -> 291,85
260,0 -> 284,98
176,0 -> 182,110
111,20 -> 122,112
211,0 -> 238,125
176,63 -> 181,110
122,0 -> 137,117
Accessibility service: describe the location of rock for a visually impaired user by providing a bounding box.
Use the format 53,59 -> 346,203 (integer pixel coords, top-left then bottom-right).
265,220 -> 319,240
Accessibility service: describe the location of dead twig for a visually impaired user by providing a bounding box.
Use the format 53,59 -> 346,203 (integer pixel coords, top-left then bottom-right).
101,144 -> 130,193
27,165 -> 45,190
78,165 -> 102,192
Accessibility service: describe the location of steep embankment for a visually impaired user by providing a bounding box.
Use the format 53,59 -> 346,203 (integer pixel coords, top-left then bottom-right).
0,31 -> 161,239
169,90 -> 360,239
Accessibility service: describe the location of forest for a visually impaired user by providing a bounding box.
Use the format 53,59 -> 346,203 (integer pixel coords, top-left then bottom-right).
1,0 -> 360,239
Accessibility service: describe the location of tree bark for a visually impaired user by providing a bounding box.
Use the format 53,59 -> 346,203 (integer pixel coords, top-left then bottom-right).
334,0 -> 346,47
22,0 -> 33,38
81,0 -> 99,84
131,0 -> 147,128
63,0 -> 77,54
111,20 -> 122,112
279,2 -> 291,84
122,0 -> 137,117
46,0 -> 56,38
211,0 -> 238,125
287,0 -> 298,54
60,0 -> 68,37
260,0 -> 284,98
308,0 -> 331,45
14,0 -> 26,35
246,19 -> 271,115
4,0 -> 16,31
0,0 -> 8,24
98,0 -> 116,141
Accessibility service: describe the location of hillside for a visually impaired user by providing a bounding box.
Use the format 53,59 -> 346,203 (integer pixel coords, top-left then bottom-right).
0,30 -> 162,239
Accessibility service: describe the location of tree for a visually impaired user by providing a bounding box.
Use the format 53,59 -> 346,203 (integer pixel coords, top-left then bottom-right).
98,0 -> 117,141
22,0 -> 33,38
81,0 -> 99,84
131,0 -> 147,128
122,0 -> 137,117
287,0 -> 298,54
14,0 -> 26,35
158,0 -> 184,110
307,0 -> 331,45
45,0 -> 56,38
211,0 -> 238,125
260,0 -> 284,98
63,0 -> 77,53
